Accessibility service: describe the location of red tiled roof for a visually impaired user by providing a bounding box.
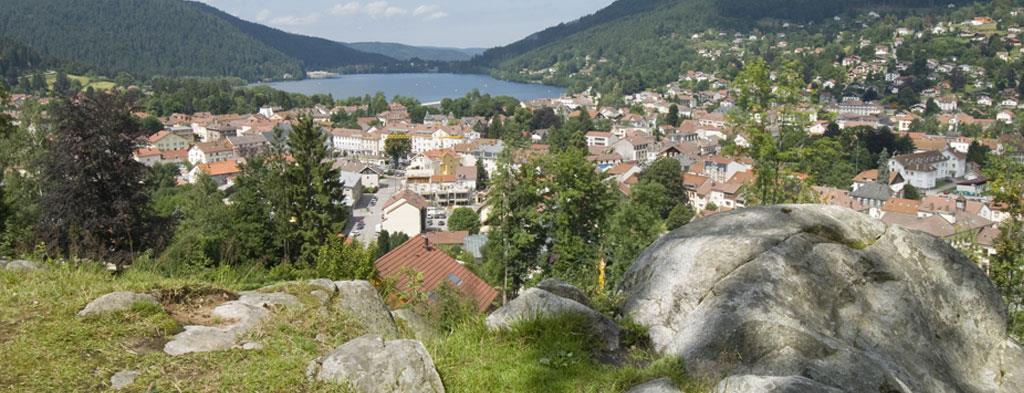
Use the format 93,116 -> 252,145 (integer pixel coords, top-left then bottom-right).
375,235 -> 498,312
423,231 -> 469,246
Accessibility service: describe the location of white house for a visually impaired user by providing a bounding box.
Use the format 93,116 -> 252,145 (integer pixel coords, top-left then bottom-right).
188,140 -> 236,165
611,133 -> 654,162
585,131 -> 614,147
889,149 -> 967,189
381,190 -> 428,237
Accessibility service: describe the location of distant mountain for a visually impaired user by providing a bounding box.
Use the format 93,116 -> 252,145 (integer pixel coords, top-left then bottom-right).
0,0 -> 398,81
187,2 -> 397,71
347,42 -> 486,62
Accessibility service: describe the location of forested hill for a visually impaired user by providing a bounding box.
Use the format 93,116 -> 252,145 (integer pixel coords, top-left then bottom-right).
0,0 -> 398,81
186,2 -> 397,71
482,0 -> 980,92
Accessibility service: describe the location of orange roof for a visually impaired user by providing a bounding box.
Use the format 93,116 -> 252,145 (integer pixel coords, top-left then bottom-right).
883,198 -> 921,215
198,160 -> 241,176
135,148 -> 161,157
375,235 -> 498,312
423,231 -> 469,246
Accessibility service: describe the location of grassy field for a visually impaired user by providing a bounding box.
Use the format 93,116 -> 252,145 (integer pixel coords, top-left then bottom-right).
0,262 -> 696,392
42,73 -> 117,91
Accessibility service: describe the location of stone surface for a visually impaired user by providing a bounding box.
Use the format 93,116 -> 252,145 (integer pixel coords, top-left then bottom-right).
714,375 -> 843,393
238,292 -> 301,309
3,259 -> 40,271
391,308 -> 434,341
620,205 -> 1024,393
309,278 -> 338,292
627,378 -> 682,393
315,335 -> 445,393
78,292 -> 160,317
486,287 -> 621,351
334,280 -> 398,338
110,370 -> 140,390
163,301 -> 269,356
536,278 -> 592,306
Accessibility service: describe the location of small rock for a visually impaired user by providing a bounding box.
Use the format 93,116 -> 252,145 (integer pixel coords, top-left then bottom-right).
714,375 -> 844,393
238,292 -> 301,309
628,378 -> 682,393
110,370 -> 140,391
4,259 -> 41,271
334,281 -> 398,338
486,287 -> 621,351
536,278 -> 592,306
316,335 -> 445,393
163,326 -> 238,356
241,342 -> 264,350
78,292 -> 161,317
391,308 -> 434,340
310,289 -> 332,306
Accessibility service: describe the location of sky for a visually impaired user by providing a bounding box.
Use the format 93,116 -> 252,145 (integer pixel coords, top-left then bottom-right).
196,0 -> 617,48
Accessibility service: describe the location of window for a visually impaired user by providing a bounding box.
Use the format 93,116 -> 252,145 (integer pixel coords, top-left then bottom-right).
447,273 -> 463,286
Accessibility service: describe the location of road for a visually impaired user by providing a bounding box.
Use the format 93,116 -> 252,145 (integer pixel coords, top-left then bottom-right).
345,176 -> 399,245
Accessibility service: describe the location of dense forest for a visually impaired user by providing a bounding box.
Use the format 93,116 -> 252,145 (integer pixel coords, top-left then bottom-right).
0,0 -> 411,82
0,37 -> 42,87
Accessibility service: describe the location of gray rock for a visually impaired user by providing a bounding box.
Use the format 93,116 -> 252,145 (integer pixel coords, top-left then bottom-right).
536,278 -> 592,306
627,378 -> 681,393
391,308 -> 434,340
334,281 -> 398,338
310,289 -> 333,306
714,375 -> 844,393
163,301 -> 269,356
241,342 -> 264,351
621,205 -> 1024,393
238,292 -> 301,309
316,335 -> 445,393
78,292 -> 161,317
309,278 -> 338,292
486,287 -> 621,351
4,259 -> 41,271
163,326 -> 239,356
110,370 -> 140,390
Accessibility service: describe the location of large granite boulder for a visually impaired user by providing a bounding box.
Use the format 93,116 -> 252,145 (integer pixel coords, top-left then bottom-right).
314,335 -> 444,393
78,291 -> 161,317
334,281 -> 398,338
620,205 -> 1024,393
626,378 -> 682,393
486,286 -> 621,351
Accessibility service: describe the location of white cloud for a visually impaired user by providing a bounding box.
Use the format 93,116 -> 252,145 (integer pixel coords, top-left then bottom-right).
255,9 -> 272,22
363,1 -> 407,18
268,13 -> 321,27
423,11 -> 448,21
330,2 -> 361,16
412,5 -> 439,16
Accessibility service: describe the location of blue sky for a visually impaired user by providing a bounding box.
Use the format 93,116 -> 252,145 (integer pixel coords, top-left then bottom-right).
196,0 -> 616,48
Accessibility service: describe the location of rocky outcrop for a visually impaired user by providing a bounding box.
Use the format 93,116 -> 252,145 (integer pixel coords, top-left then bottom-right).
627,378 -> 682,393
163,291 -> 301,356
78,292 -> 161,317
334,281 -> 398,338
486,286 -> 621,351
620,205 -> 1024,393
313,335 -> 444,393
392,308 -> 435,341
536,278 -> 592,306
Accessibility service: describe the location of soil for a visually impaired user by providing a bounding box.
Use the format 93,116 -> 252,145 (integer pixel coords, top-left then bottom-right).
156,286 -> 238,327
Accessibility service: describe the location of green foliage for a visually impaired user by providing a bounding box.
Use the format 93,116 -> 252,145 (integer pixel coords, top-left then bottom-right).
440,89 -> 521,119
476,159 -> 490,191
903,184 -> 922,201
143,77 -> 325,117
665,203 -> 695,231
639,157 -> 688,215
157,175 -> 236,268
314,237 -> 377,281
285,116 -> 347,266
983,152 -> 1024,340
448,208 -> 482,235
384,134 -> 412,169
374,230 -> 411,259
967,141 -> 991,166
605,200 -> 662,288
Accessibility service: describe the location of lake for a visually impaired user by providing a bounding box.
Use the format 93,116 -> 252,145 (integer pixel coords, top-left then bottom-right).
261,73 -> 565,103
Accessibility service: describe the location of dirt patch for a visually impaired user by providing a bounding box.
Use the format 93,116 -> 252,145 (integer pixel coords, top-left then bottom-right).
156,286 -> 237,326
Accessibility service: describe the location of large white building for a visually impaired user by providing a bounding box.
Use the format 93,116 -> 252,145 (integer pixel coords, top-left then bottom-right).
889,149 -> 966,189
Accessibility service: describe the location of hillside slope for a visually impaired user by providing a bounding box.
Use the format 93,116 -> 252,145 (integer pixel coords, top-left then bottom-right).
0,0 -> 400,81
484,0 -> 979,92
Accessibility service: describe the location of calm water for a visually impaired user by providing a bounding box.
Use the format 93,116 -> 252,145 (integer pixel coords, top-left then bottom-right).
261,73 -> 565,103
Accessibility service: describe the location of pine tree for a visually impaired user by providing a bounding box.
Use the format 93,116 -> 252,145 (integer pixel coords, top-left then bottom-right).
285,116 -> 347,265
476,159 -> 489,191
